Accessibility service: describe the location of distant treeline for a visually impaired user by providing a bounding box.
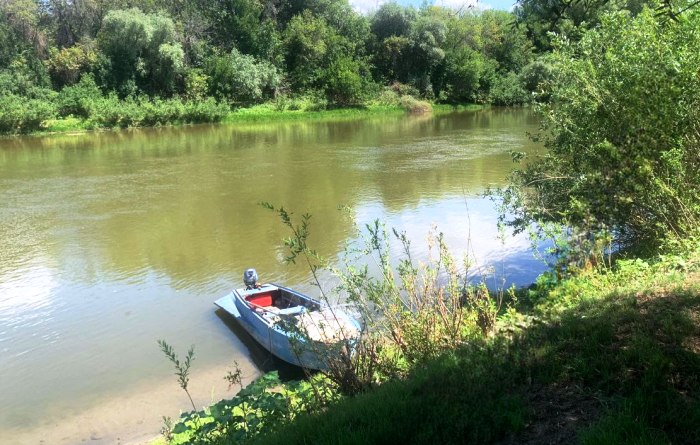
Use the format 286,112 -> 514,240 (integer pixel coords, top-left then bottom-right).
0,0 -> 652,133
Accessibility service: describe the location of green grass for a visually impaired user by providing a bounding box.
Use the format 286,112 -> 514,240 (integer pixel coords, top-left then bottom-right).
432,103 -> 486,114
230,252 -> 700,445
247,346 -> 526,445
224,104 -> 408,124
18,102 -> 484,138
153,246 -> 700,445
42,117 -> 92,133
23,105 -> 407,136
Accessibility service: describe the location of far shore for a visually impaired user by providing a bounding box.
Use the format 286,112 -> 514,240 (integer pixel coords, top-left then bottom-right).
4,103 -> 485,140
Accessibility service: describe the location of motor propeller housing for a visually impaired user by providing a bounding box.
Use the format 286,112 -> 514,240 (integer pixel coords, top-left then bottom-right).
243,268 -> 258,289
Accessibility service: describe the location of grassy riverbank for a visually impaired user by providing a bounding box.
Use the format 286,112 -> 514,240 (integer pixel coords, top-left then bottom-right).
225,103 -> 484,124
158,243 -> 700,445
20,101 -> 485,138
252,249 -> 700,445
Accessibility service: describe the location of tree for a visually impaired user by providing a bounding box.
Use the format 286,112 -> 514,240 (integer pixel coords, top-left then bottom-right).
283,11 -> 370,105
198,0 -> 280,61
504,9 -> 700,250
407,10 -> 447,96
46,42 -> 99,87
370,2 -> 416,40
204,48 -> 280,105
0,0 -> 41,49
479,10 -> 533,74
322,54 -> 366,106
97,8 -> 184,96
441,46 -> 490,103
513,0 -> 652,50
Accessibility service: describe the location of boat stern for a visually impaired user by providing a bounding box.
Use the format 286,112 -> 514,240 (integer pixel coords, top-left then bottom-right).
214,291 -> 241,318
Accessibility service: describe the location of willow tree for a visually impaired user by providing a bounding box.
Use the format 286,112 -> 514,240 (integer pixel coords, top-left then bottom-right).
97,8 -> 184,96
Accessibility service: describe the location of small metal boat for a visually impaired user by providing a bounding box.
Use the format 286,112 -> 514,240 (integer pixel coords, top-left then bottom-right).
215,269 -> 361,370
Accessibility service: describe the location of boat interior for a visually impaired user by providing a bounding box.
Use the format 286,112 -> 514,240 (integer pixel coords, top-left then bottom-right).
242,287 -> 359,341
244,287 -> 320,316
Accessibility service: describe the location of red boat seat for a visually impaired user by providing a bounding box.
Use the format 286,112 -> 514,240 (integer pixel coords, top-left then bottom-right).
246,292 -> 275,308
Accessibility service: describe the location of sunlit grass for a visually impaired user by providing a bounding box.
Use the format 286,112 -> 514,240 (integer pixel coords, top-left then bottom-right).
243,250 -> 700,445
224,104 -> 407,123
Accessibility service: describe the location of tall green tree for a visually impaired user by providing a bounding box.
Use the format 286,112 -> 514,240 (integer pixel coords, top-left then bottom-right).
283,10 -> 369,105
198,0 -> 281,62
97,8 -> 184,96
513,0 -> 651,50
370,2 -> 416,40
204,48 -> 280,105
408,11 -> 447,95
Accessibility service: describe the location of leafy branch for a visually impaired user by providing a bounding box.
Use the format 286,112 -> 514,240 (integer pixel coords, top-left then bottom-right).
158,339 -> 197,413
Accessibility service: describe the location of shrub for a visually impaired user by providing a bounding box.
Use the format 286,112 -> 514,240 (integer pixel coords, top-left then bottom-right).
374,88 -> 401,106
183,68 -> 209,102
45,43 -> 99,88
488,72 -> 530,106
56,74 -> 102,118
322,55 -> 366,107
273,92 -> 328,112
388,82 -> 418,98
518,57 -> 555,100
398,95 -> 432,114
442,47 -> 489,103
180,98 -> 230,123
204,49 -> 280,106
0,94 -> 56,134
97,8 -> 184,96
85,95 -> 229,128
503,9 -> 700,251
164,371 -> 338,444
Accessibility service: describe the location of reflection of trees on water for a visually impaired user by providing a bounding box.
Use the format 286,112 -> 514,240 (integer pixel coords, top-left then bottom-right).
0,109 -> 541,288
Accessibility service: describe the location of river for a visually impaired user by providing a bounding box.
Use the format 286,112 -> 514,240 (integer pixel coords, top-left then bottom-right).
0,108 -> 543,444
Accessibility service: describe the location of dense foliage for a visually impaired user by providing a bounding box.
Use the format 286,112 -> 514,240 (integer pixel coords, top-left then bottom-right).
504,7 -> 700,251
0,0 -> 556,134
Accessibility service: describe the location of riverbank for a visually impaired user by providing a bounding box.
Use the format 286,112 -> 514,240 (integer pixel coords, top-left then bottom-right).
14,101 -> 486,139
3,361 -> 261,445
160,243 -> 700,444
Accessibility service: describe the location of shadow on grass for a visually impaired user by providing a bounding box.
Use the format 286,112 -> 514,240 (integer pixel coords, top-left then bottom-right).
237,287 -> 700,445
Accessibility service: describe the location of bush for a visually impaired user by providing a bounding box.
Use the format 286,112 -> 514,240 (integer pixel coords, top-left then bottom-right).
398,95 -> 432,114
204,49 -> 280,106
46,43 -> 99,88
373,88 -> 401,106
388,82 -> 420,98
518,57 -> 555,100
504,9 -> 700,251
56,74 -> 103,118
273,92 -> 328,112
180,98 -> 230,123
322,55 -> 366,107
442,47 -> 489,103
0,94 -> 56,134
488,72 -> 530,106
86,95 -> 229,128
183,68 -> 209,102
164,372 -> 338,444
97,8 -> 184,96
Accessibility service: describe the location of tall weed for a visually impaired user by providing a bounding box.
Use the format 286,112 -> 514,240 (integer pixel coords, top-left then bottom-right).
263,204 -> 505,390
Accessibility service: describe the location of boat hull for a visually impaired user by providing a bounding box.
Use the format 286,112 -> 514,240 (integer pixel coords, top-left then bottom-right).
215,285 -> 356,370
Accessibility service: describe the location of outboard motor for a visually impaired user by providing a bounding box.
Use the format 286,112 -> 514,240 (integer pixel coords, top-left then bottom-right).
243,268 -> 258,290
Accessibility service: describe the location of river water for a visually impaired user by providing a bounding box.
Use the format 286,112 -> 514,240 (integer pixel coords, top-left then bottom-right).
0,108 -> 543,444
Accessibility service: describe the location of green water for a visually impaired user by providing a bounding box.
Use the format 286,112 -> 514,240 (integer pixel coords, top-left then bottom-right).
0,108 -> 542,442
